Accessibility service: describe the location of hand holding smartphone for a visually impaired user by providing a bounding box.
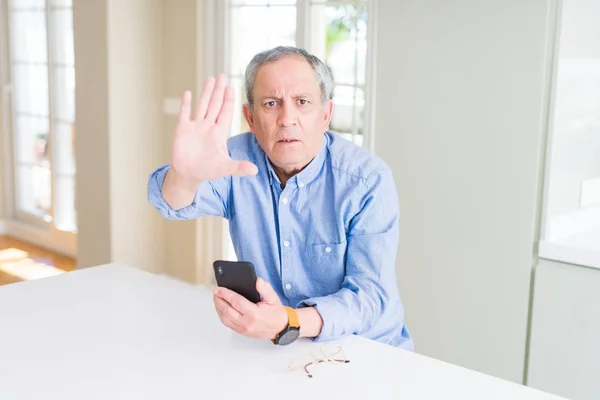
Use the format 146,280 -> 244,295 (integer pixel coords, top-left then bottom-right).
213,260 -> 261,303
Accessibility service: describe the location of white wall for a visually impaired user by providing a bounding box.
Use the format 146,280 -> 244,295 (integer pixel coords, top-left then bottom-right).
107,0 -> 165,273
528,260 -> 600,400
162,0 -> 205,283
73,0 -> 214,282
73,0 -> 111,267
74,0 -> 166,273
374,0 -> 554,383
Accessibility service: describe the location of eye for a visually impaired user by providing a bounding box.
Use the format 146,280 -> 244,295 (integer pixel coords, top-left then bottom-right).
264,100 -> 277,107
298,99 -> 308,105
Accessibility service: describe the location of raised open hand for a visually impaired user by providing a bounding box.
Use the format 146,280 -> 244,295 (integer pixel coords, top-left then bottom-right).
170,74 -> 258,185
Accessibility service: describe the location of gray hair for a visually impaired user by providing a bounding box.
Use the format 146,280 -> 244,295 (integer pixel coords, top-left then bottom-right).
244,46 -> 334,110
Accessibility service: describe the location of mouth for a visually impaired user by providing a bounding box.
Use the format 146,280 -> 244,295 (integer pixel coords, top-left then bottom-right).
277,138 -> 300,144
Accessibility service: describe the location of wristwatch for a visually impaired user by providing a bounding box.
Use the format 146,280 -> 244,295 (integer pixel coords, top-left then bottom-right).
272,306 -> 300,345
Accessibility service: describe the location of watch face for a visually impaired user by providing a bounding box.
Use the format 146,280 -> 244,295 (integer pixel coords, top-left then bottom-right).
278,329 -> 300,346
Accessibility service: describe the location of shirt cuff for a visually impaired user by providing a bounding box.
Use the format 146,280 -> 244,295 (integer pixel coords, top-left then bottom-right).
147,165 -> 200,220
296,295 -> 351,343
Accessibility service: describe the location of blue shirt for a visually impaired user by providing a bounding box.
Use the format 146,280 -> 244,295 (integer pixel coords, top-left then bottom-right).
147,131 -> 413,351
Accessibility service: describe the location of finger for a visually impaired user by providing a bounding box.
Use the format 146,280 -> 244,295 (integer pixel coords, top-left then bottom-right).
216,308 -> 244,333
256,278 -> 281,305
216,85 -> 235,127
178,90 -> 192,124
214,286 -> 256,315
205,73 -> 227,122
194,77 -> 216,120
214,295 -> 244,328
225,160 -> 259,177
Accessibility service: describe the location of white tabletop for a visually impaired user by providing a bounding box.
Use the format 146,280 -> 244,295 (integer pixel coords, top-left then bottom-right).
0,264 -> 564,400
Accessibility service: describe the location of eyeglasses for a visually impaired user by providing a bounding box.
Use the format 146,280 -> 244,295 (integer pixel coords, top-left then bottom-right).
287,344 -> 350,378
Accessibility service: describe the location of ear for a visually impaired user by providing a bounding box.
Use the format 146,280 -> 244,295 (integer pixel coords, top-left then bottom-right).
322,100 -> 333,129
242,104 -> 255,132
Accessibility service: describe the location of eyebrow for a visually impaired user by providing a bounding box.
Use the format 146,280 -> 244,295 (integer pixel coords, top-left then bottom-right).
259,94 -> 313,102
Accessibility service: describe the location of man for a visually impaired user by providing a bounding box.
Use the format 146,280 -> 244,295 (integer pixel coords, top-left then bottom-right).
147,46 -> 413,351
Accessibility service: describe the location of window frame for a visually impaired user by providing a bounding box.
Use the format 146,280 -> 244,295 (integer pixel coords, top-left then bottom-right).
0,0 -> 76,257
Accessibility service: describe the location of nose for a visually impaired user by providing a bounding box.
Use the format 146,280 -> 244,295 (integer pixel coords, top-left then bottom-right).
277,101 -> 298,127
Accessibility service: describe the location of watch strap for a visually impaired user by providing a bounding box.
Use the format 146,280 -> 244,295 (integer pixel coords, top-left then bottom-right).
284,306 -> 300,328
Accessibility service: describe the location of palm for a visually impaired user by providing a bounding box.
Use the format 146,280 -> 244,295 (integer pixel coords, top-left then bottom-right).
171,75 -> 257,183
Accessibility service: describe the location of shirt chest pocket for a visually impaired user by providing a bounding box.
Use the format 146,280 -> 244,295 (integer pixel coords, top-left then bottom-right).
306,241 -> 347,294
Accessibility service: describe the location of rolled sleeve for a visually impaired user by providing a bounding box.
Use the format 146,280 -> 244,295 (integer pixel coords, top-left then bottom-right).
147,164 -> 231,220
297,294 -> 352,342
297,168 -> 412,350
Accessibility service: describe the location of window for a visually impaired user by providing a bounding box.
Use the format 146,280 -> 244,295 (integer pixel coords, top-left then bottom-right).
226,0 -> 371,146
539,0 -> 600,269
4,0 -> 77,238
216,0 -> 375,260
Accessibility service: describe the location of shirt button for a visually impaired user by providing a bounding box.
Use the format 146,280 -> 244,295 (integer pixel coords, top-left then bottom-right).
285,283 -> 292,290
281,197 -> 288,204
325,246 -> 332,253
283,240 -> 290,247
298,182 -> 305,188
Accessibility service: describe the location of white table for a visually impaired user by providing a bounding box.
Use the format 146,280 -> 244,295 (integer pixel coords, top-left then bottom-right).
0,264 -> 564,399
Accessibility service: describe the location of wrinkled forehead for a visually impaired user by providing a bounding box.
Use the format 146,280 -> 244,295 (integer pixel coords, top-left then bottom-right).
254,55 -> 320,97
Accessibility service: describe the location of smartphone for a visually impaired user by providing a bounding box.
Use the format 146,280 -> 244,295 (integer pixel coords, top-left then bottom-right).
213,260 -> 261,304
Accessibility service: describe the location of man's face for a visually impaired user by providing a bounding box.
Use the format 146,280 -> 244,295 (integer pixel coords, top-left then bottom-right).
243,55 -> 333,174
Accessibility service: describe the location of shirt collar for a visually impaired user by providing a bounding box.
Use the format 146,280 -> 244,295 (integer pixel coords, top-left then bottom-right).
263,132 -> 329,188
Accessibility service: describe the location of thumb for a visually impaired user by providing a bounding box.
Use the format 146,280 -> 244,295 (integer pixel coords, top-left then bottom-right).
256,278 -> 281,305
230,160 -> 258,177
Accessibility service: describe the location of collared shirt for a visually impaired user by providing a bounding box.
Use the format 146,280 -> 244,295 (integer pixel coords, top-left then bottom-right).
147,131 -> 413,350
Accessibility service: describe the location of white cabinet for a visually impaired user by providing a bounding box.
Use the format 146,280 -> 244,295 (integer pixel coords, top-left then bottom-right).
528,260 -> 600,400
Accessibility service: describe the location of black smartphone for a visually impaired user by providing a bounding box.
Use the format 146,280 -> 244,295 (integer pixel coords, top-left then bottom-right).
213,260 -> 261,304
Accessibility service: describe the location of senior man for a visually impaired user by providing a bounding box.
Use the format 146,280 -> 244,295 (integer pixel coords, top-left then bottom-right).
147,46 -> 413,351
